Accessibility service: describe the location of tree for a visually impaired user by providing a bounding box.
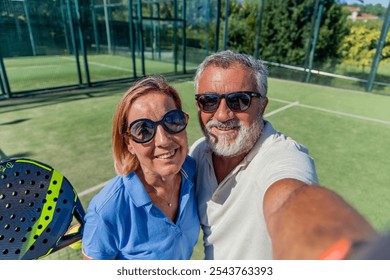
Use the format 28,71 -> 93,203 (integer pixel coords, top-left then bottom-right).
226,0 -> 259,53
224,0 -> 349,66
340,24 -> 390,71
316,1 -> 350,65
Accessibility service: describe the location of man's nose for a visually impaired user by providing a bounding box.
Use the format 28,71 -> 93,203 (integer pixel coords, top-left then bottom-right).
213,98 -> 233,121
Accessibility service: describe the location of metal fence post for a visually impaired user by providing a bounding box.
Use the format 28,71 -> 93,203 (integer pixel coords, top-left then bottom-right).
136,0 -> 146,76
305,0 -> 324,83
22,0 -> 36,56
0,54 -> 11,98
366,2 -> 390,92
214,0 -> 221,53
66,0 -> 83,85
182,0 -> 187,74
205,0 -> 211,56
91,0 -> 100,53
255,0 -> 265,58
74,0 -> 91,87
60,0 -> 71,54
128,0 -> 137,78
103,0 -> 113,55
173,0 -> 178,73
223,0 -> 230,50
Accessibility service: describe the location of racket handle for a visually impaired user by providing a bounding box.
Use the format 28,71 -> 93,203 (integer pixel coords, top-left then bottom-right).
47,199 -> 86,255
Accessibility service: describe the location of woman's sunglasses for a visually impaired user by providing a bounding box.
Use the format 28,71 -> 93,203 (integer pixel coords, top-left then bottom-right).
195,91 -> 262,113
125,109 -> 188,144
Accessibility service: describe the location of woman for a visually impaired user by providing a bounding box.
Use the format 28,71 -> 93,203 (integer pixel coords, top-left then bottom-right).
82,76 -> 199,259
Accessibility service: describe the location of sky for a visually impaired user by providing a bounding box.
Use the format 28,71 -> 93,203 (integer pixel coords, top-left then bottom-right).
343,0 -> 389,7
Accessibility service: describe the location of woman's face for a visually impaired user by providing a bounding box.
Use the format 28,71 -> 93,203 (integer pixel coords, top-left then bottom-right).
126,91 -> 188,180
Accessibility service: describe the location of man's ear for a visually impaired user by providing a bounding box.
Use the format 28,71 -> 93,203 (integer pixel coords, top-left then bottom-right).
261,97 -> 269,115
195,100 -> 201,111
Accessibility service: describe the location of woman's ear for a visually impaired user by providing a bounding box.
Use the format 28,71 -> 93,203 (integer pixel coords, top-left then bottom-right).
128,145 -> 135,155
124,134 -> 135,155
128,143 -> 136,156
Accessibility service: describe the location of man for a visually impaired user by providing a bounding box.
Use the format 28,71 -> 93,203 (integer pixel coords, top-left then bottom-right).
189,50 -> 377,260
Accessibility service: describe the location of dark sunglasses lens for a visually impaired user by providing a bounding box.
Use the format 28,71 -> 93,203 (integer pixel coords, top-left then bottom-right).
130,120 -> 155,142
164,110 -> 187,133
227,93 -> 251,111
129,110 -> 187,143
198,95 -> 220,112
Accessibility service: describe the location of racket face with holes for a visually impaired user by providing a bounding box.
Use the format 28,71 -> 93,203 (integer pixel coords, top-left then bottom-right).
0,158 -> 84,260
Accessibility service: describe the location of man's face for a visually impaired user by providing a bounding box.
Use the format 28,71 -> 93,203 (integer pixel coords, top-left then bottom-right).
196,64 -> 268,157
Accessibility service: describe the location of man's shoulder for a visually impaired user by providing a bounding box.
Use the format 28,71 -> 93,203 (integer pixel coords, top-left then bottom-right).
189,137 -> 208,157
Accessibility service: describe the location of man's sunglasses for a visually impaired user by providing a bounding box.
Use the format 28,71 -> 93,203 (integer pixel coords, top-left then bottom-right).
125,109 -> 188,144
195,91 -> 263,113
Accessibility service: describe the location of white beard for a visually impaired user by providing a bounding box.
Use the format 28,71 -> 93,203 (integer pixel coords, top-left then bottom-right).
205,117 -> 264,157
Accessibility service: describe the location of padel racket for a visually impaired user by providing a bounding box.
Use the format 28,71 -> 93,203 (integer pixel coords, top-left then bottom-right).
0,158 -> 85,260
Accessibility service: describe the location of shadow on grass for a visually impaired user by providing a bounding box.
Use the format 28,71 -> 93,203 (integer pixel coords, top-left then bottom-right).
0,82 -> 130,114
0,71 -> 195,114
0,149 -> 34,161
0,118 -> 30,125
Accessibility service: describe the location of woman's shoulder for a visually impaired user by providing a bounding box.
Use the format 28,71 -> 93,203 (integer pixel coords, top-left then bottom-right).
184,154 -> 196,166
182,155 -> 196,177
96,176 -> 125,197
88,174 -> 137,213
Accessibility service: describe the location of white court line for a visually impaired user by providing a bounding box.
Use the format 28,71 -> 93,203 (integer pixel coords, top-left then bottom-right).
264,101 -> 299,117
269,97 -> 297,104
268,97 -> 390,125
298,103 -> 390,125
61,56 -> 132,72
79,180 -> 109,198
88,61 -> 133,72
7,65 -> 61,70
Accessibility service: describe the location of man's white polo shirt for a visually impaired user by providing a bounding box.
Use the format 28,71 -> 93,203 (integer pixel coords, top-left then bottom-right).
189,120 -> 318,259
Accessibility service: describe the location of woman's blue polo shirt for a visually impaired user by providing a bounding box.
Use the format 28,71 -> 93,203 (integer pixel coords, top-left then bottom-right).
82,156 -> 200,259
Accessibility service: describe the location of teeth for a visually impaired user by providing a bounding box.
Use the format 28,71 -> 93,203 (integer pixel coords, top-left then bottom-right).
156,150 -> 175,159
217,126 -> 234,131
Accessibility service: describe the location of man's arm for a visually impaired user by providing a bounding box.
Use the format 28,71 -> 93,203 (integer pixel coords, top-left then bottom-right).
263,179 -> 378,259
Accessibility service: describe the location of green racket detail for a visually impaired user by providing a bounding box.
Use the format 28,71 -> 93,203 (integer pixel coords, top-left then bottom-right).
0,158 -> 85,260
19,166 -> 63,257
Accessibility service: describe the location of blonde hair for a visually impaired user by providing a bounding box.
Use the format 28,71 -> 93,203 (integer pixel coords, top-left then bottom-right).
112,76 -> 183,175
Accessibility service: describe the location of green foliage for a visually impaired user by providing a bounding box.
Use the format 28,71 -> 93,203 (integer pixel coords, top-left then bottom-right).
349,18 -> 384,29
260,0 -> 311,64
316,2 -> 350,63
224,0 -> 349,66
227,0 -> 259,53
340,24 -> 390,70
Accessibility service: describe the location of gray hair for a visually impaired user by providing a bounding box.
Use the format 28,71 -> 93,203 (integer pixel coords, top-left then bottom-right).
194,50 -> 268,97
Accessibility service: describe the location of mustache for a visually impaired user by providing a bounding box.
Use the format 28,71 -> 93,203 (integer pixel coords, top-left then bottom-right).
206,119 -> 241,130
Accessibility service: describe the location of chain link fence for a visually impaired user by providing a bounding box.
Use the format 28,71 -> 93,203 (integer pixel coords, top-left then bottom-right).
0,0 -> 389,99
